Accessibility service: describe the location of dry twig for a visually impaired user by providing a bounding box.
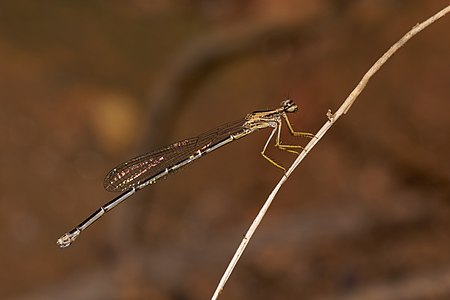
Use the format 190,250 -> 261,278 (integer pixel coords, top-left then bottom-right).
212,5 -> 450,299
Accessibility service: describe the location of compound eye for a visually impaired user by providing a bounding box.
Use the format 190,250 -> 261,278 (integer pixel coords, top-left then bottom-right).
280,99 -> 292,107
287,105 -> 297,113
281,99 -> 297,112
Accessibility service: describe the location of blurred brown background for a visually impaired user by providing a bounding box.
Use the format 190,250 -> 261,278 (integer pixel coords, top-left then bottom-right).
0,1 -> 449,299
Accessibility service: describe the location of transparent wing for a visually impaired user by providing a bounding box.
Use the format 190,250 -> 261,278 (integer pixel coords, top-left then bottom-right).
104,118 -> 247,192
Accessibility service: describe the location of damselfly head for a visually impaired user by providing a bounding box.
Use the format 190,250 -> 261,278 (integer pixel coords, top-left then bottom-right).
281,99 -> 298,113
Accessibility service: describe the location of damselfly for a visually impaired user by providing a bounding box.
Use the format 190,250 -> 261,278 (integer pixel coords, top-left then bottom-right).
57,99 -> 314,248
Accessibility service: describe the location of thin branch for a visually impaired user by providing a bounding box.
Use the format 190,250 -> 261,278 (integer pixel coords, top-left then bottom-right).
212,5 -> 450,299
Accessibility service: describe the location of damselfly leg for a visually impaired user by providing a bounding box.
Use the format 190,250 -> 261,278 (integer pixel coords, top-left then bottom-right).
260,115 -> 315,170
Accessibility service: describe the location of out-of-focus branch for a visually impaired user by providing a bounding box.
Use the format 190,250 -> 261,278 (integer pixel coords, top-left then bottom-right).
143,17 -> 322,147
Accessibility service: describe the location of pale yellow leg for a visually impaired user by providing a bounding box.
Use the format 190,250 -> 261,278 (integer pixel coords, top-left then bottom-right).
272,114 -> 315,155
260,127 -> 286,172
261,114 -> 315,171
277,144 -> 304,155
283,114 -> 316,138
